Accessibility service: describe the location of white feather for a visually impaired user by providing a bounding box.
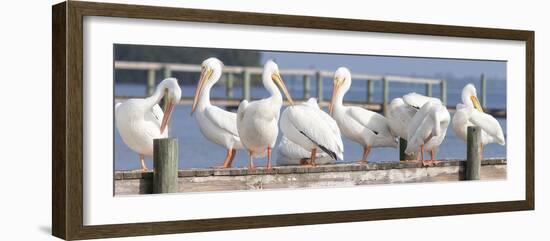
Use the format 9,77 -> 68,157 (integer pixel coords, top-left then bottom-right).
452,84 -> 505,146
403,92 -> 442,109
276,137 -> 333,165
386,97 -> 416,139
115,78 -> 180,157
195,105 -> 243,149
236,60 -> 287,158
280,98 -> 344,160
193,57 -> 244,150
330,67 -> 397,151
405,102 -> 450,155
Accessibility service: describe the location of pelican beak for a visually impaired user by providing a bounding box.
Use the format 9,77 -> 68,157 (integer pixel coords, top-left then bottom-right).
272,73 -> 294,106
192,67 -> 212,114
470,95 -> 484,112
160,92 -> 175,134
329,77 -> 341,116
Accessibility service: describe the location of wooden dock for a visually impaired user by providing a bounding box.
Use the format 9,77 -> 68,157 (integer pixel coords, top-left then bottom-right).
114,97 -> 506,118
114,158 -> 506,195
114,61 -> 506,118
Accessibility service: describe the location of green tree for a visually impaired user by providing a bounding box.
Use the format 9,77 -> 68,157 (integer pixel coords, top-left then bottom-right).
114,44 -> 262,85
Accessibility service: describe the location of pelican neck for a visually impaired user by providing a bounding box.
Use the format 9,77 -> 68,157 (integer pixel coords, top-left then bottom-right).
263,71 -> 282,103
144,85 -> 165,108
196,83 -> 213,111
333,85 -> 347,111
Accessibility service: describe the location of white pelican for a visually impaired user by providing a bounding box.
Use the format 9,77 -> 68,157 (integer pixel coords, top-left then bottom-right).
276,136 -> 334,166
386,97 -> 416,141
280,98 -> 344,166
329,67 -> 397,163
115,78 -> 181,171
452,84 -> 505,158
191,57 -> 243,168
387,93 -> 443,160
402,92 -> 442,109
405,101 -> 451,166
237,60 -> 294,170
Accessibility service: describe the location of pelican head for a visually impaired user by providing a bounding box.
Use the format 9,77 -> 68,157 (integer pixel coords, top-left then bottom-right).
192,57 -> 223,113
462,83 -> 483,112
158,77 -> 182,133
264,60 -> 294,105
329,67 -> 352,115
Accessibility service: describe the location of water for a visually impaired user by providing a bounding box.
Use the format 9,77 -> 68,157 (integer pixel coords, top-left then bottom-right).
114,83 -> 507,170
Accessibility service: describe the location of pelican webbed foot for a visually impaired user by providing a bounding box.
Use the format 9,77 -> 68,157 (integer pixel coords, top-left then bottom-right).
299,158 -> 310,165
421,160 -> 441,167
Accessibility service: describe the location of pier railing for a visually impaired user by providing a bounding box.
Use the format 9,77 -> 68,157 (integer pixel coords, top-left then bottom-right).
115,61 -> 449,104
115,61 -> 500,116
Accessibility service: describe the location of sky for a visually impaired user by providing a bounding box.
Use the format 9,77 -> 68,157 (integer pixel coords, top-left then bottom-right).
260,51 -> 506,81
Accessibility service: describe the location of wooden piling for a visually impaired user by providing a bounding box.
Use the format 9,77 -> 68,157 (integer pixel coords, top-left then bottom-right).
316,71 -> 323,102
382,77 -> 389,115
466,126 -> 481,180
367,79 -> 373,102
303,75 -> 311,99
146,68 -> 156,96
426,83 -> 432,97
243,70 -> 251,101
480,74 -> 487,108
163,67 -> 171,79
440,79 -> 447,105
153,138 -> 179,193
226,73 -> 234,98
399,138 -> 417,161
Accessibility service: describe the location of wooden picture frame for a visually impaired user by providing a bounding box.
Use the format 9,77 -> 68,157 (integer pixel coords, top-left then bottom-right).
52,1 -> 534,240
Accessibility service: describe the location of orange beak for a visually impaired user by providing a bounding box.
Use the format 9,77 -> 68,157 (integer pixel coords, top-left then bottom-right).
192,68 -> 212,114
329,78 -> 341,116
160,97 -> 175,134
470,95 -> 483,112
272,73 -> 294,106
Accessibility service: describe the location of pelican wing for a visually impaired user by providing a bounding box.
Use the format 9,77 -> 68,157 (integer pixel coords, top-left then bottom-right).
278,136 -> 311,159
237,100 -> 249,122
469,110 -> 505,145
405,114 -> 433,154
403,92 -> 442,109
204,105 -> 239,137
303,98 -> 319,108
276,136 -> 331,165
387,98 -> 416,138
347,106 -> 392,136
405,102 -> 436,153
407,102 -> 435,139
285,105 -> 342,160
151,104 -> 164,122
304,98 -> 342,140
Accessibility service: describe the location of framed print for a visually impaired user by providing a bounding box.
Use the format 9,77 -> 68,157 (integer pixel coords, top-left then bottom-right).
52,1 -> 534,240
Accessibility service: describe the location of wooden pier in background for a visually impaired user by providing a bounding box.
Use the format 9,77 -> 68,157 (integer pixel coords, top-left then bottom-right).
114,97 -> 506,118
114,61 -> 505,118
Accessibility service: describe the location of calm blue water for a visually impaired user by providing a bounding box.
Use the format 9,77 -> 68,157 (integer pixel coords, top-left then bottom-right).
114,82 -> 506,170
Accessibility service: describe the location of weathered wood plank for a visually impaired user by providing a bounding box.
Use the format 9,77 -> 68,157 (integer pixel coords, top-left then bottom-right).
115,159 -> 506,195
